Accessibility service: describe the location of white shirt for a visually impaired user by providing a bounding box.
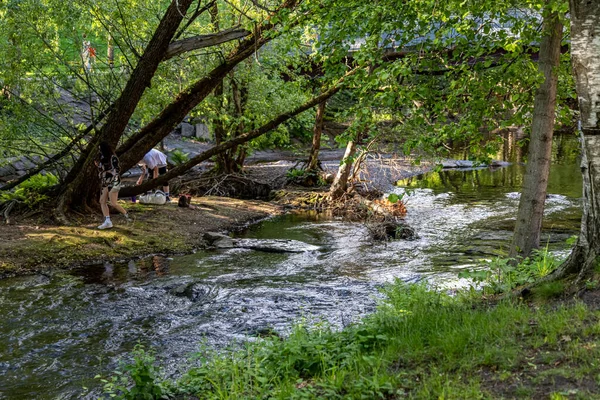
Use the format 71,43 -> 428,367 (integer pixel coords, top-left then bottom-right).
141,149 -> 167,169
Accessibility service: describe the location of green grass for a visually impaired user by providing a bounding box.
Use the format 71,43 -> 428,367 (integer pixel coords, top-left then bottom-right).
103,281 -> 600,399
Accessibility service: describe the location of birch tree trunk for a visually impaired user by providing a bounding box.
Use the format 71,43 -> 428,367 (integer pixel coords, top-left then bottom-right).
329,139 -> 357,200
554,0 -> 600,278
509,9 -> 563,260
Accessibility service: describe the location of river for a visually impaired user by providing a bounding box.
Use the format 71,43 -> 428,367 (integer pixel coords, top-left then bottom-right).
0,136 -> 583,399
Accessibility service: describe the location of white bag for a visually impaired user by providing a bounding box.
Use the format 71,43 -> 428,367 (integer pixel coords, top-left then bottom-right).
138,190 -> 167,205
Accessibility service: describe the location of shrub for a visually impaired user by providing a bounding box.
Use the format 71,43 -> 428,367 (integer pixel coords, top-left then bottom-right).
169,149 -> 190,166
458,245 -> 563,294
0,173 -> 59,208
100,344 -> 170,400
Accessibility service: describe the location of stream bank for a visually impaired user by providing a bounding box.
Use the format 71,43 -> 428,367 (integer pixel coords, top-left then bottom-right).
0,196 -> 282,278
0,157 -> 583,399
0,152 -> 431,279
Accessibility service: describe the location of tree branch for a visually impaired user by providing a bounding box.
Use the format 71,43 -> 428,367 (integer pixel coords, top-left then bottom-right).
174,0 -> 216,39
165,27 -> 251,60
119,70 -> 355,197
0,107 -> 111,191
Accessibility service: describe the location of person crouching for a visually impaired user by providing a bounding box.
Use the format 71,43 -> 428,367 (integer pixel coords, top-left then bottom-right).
137,148 -> 171,201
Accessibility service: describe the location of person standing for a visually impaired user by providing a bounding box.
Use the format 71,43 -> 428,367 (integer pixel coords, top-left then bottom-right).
97,141 -> 130,229
137,148 -> 171,201
82,34 -> 96,72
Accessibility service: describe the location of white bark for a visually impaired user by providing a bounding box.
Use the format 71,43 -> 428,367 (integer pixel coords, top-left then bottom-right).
329,140 -> 357,200
555,0 -> 600,277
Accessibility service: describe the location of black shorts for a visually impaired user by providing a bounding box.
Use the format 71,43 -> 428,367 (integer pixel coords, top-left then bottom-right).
147,166 -> 167,178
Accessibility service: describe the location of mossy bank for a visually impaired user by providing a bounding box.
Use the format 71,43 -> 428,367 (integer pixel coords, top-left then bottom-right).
0,196 -> 281,278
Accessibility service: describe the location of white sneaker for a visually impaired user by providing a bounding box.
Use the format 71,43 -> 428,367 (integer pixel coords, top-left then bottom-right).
98,220 -> 113,230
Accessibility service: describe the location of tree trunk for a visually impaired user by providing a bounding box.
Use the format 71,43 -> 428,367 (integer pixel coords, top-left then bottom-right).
509,9 -> 563,260
213,79 -> 227,171
306,100 -> 326,171
225,74 -> 249,173
329,138 -> 357,200
58,0 -> 194,212
209,3 -> 228,172
553,0 -> 600,279
107,34 -> 114,68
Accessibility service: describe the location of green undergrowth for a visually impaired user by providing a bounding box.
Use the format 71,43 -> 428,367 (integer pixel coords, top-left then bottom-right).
459,245 -> 565,296
103,281 -> 600,399
0,173 -> 59,209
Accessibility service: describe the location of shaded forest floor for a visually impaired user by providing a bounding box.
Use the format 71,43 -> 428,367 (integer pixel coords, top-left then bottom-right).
0,196 -> 281,278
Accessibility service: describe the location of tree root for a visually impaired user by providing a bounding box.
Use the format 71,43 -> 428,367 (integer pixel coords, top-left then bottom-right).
0,200 -> 20,224
507,248 -> 600,301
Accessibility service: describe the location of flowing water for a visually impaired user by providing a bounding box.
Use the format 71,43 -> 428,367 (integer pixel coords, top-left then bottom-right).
0,137 -> 583,399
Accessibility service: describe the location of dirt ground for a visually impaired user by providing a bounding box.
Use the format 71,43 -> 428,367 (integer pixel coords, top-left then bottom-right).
0,196 -> 281,278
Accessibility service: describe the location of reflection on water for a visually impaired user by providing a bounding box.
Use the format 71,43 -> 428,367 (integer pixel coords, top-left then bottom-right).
0,135 -> 584,400
450,129 -> 580,166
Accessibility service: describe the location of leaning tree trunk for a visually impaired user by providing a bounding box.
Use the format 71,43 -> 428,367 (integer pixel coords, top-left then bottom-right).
306,100 -> 326,171
329,138 -> 357,200
509,9 -> 563,260
553,0 -> 600,279
58,0 -> 299,214
58,0 -> 194,213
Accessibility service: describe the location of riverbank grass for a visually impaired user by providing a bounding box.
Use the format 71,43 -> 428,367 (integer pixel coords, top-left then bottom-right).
108,282 -> 600,399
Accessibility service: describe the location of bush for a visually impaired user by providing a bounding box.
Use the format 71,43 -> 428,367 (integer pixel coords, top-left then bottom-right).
100,344 -> 170,400
0,173 -> 58,208
169,149 -> 190,166
458,245 -> 563,294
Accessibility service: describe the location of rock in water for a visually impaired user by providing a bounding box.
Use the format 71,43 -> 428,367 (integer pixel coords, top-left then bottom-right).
203,231 -> 235,248
170,282 -> 195,298
213,237 -> 235,248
